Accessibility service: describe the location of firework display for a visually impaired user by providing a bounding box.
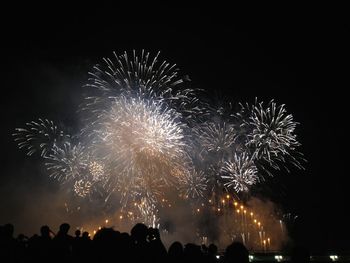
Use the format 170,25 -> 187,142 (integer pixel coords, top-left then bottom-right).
13,50 -> 304,249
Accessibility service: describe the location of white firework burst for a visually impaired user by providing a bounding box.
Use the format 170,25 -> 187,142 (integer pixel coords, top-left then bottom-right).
87,50 -> 183,95
45,142 -> 89,182
246,100 -> 302,170
73,179 -> 92,198
94,96 -> 188,182
179,170 -> 208,198
80,50 -> 203,121
98,97 -> 185,169
221,153 -> 258,192
13,118 -> 70,157
195,121 -> 236,153
88,161 -> 105,182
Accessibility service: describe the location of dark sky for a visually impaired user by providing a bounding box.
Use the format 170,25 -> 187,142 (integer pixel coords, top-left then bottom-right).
1,6 -> 348,252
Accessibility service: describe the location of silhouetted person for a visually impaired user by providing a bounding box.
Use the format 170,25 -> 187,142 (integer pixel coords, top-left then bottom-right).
81,231 -> 92,246
291,245 -> 310,263
202,244 -> 208,254
15,233 -> 28,262
207,243 -> 219,263
92,227 -> 121,261
35,225 -> 53,262
76,231 -> 92,262
184,243 -> 204,263
147,227 -> 167,262
82,231 -> 89,239
81,231 -> 92,251
27,234 -> 40,262
131,223 -> 148,244
224,242 -> 249,263
168,241 -> 184,263
39,225 -> 53,244
130,223 -> 151,263
52,223 -> 73,262
16,233 -> 28,247
72,229 -> 83,261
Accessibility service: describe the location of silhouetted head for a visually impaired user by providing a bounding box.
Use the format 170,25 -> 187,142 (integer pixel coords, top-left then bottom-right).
40,225 -> 50,237
93,227 -> 120,250
168,241 -> 183,258
59,223 -> 70,234
201,244 -> 208,253
17,234 -> 27,241
184,243 -> 202,260
130,223 -> 148,243
82,231 -> 90,239
75,229 -> 81,237
291,245 -> 310,263
224,242 -> 249,263
208,243 -> 218,255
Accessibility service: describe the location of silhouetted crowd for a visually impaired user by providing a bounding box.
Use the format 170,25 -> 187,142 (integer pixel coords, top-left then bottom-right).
0,222 -> 310,263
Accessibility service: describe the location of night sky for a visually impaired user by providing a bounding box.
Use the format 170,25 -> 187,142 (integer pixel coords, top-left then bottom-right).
1,6 -> 348,252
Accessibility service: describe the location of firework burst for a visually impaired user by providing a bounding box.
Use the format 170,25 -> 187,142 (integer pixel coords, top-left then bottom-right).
195,121 -> 237,154
80,50 -> 205,126
244,100 -> 304,172
179,169 -> 208,199
88,161 -> 106,182
74,179 -> 92,198
45,142 -> 89,182
87,95 -> 191,200
221,153 -> 258,192
13,118 -> 70,157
